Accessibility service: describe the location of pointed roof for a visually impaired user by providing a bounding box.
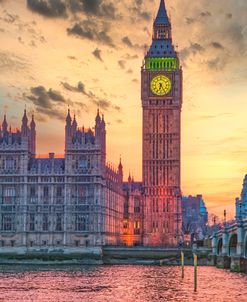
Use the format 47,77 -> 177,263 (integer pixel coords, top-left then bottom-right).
2,114 -> 8,131
101,114 -> 105,127
30,115 -> 36,129
118,157 -> 123,171
154,0 -> 169,25
72,114 -> 77,126
95,109 -> 101,124
22,109 -> 28,124
66,108 -> 72,124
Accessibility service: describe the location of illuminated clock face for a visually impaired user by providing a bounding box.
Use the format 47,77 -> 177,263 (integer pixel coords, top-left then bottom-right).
150,75 -> 172,96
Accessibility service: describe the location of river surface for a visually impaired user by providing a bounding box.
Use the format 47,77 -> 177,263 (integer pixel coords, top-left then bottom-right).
0,265 -> 246,302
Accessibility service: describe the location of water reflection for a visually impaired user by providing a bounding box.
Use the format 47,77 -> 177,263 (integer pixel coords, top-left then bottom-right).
0,265 -> 246,302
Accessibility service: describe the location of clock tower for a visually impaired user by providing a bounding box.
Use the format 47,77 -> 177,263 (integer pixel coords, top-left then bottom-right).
141,0 -> 182,246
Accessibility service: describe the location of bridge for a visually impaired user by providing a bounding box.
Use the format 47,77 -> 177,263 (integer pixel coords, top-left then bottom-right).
212,218 -> 247,272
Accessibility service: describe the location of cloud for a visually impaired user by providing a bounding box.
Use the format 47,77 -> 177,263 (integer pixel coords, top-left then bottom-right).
67,55 -> 77,60
69,0 -> 118,19
122,36 -> 133,48
0,51 -> 29,73
61,81 -> 86,93
128,0 -> 151,22
186,10 -> 211,25
121,36 -> 145,50
67,19 -> 114,47
118,60 -> 126,69
211,42 -> 224,50
24,85 -> 68,121
122,53 -> 138,60
92,48 -> 103,61
207,57 -> 227,71
2,12 -> 19,23
180,42 -> 205,62
26,0 -> 119,21
27,0 -> 67,18
60,80 -> 121,112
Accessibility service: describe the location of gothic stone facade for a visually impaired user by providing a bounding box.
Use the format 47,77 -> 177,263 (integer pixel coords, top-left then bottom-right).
141,0 -> 182,246
0,110 -> 124,248
0,0 -> 184,249
122,178 -> 143,246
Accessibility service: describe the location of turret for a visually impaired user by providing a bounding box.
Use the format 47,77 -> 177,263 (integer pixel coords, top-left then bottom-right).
2,114 -> 8,133
153,0 -> 171,39
21,109 -> 29,137
144,0 -> 179,71
65,109 -> 72,151
72,115 -> 77,136
118,157 -> 123,182
95,109 -> 102,145
101,114 -> 106,165
30,115 -> 36,156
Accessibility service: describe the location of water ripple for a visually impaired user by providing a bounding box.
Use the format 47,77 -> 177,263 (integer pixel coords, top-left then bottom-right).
0,265 -> 246,302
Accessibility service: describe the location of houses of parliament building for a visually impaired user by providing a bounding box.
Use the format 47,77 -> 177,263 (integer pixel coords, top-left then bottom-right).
0,0 -> 182,248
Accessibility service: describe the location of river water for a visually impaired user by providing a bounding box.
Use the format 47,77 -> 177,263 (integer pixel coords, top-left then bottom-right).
0,265 -> 246,302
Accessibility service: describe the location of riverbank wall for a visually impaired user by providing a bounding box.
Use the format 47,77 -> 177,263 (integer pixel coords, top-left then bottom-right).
0,246 -> 213,266
216,255 -> 247,273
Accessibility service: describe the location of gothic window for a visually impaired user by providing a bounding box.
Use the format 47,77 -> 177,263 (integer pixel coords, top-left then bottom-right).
56,187 -> 62,197
123,219 -> 129,229
3,187 -> 15,204
156,199 -> 159,213
29,214 -> 35,231
5,157 -> 15,172
134,198 -> 140,213
30,186 -> 36,197
1,214 -> 13,231
43,186 -> 49,197
134,220 -> 140,235
42,214 -> 49,231
55,213 -> 62,231
3,187 -> 15,197
75,214 -> 88,231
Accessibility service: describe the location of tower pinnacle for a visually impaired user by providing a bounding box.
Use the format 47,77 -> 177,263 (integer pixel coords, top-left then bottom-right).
2,114 -> 8,132
155,0 -> 169,25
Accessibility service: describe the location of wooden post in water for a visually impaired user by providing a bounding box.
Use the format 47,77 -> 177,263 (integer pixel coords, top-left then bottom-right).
193,253 -> 198,292
181,251 -> 184,278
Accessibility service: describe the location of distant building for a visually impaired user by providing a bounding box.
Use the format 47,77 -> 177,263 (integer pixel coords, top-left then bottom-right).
236,175 -> 247,220
0,110 -> 124,248
182,195 -> 208,241
122,177 -> 143,246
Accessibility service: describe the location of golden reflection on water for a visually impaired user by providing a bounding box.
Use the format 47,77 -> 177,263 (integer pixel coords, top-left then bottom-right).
0,266 -> 247,302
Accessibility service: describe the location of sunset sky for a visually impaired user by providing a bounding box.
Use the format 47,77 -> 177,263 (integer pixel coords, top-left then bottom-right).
0,0 -> 247,219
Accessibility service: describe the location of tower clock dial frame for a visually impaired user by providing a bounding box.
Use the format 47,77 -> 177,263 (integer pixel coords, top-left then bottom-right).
150,74 -> 173,97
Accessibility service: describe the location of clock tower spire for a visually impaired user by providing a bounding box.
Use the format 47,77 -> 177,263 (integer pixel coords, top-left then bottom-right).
141,0 -> 182,247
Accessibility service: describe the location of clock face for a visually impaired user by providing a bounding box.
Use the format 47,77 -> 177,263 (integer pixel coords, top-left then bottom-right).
150,75 -> 172,96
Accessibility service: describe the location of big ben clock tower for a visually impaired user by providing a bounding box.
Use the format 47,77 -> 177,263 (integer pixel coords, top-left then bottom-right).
141,0 -> 182,246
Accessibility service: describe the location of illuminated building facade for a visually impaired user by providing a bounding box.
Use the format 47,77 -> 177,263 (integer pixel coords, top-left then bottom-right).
122,177 -> 143,246
141,0 -> 183,246
0,0 -> 183,249
0,110 -> 124,248
182,195 -> 208,241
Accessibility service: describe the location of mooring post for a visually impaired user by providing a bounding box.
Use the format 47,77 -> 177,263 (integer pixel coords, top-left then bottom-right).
181,251 -> 184,278
193,253 -> 197,292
